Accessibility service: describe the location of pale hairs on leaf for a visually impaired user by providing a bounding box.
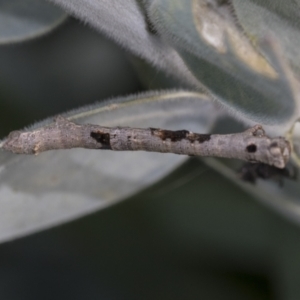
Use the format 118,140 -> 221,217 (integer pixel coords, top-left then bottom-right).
47,0 -> 199,88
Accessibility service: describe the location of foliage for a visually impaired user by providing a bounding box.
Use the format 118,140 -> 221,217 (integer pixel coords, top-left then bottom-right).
0,0 -> 300,244
0,0 -> 66,43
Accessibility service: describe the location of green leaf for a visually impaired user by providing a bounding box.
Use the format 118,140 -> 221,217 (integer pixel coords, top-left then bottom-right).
0,90 -> 219,243
0,0 -> 67,44
232,0 -> 300,76
203,157 -> 300,226
287,118 -> 300,167
149,0 -> 298,126
48,0 -> 199,89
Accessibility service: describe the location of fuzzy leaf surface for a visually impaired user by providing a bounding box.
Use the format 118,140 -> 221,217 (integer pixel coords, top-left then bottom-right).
232,0 -> 300,76
204,157 -> 300,226
47,0 -> 198,87
149,0 -> 298,126
0,90 -> 219,243
0,0 -> 67,44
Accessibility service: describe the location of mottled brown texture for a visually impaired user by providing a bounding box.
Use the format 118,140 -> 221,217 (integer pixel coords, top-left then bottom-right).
189,133 -> 211,143
150,128 -> 189,141
1,116 -> 291,168
150,128 -> 211,143
90,132 -> 111,149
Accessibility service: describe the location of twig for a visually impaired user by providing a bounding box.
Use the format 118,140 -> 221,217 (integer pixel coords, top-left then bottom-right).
1,116 -> 291,168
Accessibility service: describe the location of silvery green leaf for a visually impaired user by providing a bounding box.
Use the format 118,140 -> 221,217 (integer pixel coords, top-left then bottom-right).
0,0 -> 67,44
232,0 -> 300,76
149,0 -> 299,127
203,157 -> 300,226
287,118 -> 300,167
0,90 -> 219,243
130,55 -> 192,90
47,0 -> 198,87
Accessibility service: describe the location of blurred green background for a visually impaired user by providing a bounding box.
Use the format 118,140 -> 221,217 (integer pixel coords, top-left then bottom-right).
1,18 -> 300,300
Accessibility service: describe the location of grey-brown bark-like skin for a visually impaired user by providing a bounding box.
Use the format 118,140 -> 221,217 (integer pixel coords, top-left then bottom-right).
2,116 -> 291,168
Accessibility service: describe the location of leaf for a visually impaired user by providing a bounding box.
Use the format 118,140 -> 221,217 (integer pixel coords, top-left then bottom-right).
203,157 -> 300,226
0,0 -> 67,44
231,0 -> 300,76
287,118 -> 300,167
0,90 -> 220,243
47,0 -> 199,89
149,0 -> 299,127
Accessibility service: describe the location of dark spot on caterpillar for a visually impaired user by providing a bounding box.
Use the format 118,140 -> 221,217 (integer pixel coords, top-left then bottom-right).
217,0 -> 231,6
150,128 -> 211,143
150,128 -> 189,142
190,133 -> 211,143
246,144 -> 257,153
90,131 -> 111,149
270,142 -> 278,148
